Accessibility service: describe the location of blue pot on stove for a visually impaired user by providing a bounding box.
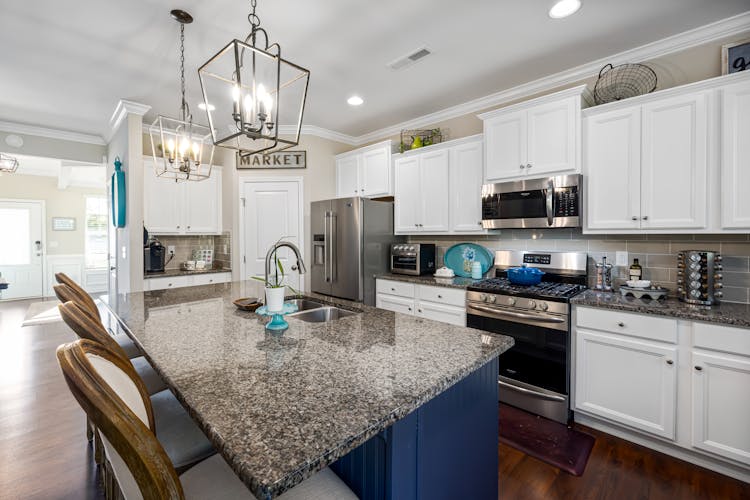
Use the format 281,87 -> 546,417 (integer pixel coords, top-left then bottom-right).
506,265 -> 545,286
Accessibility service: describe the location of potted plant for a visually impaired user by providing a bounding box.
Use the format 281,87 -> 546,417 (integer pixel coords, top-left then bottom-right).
252,246 -> 299,312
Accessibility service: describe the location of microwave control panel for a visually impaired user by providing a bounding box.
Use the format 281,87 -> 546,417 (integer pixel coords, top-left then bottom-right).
554,186 -> 579,217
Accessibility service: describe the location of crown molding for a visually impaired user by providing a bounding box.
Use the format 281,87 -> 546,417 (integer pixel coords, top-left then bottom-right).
0,120 -> 106,146
107,99 -> 151,142
351,11 -> 750,145
276,124 -> 358,145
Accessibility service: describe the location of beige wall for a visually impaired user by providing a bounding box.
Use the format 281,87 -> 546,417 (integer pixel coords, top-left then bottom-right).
0,131 -> 105,164
0,173 -> 104,255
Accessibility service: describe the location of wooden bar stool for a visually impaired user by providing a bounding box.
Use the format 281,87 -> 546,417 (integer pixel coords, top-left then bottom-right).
57,339 -> 357,500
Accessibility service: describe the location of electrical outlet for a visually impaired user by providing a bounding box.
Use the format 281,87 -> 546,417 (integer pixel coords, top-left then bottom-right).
615,251 -> 629,266
167,245 -> 175,255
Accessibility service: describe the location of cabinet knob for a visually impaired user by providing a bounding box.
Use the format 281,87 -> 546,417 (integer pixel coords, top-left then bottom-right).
391,287 -> 395,291
418,309 -> 422,313
438,294 -> 443,299
415,223 -> 419,227
526,163 -> 532,169
176,225 -> 180,229
695,366 -> 703,371
632,216 -> 638,221
520,164 -> 525,169
478,221 -> 482,225
187,225 -> 191,229
642,216 -> 649,221
408,307 -> 412,311
617,322 -> 625,327
666,359 -> 674,365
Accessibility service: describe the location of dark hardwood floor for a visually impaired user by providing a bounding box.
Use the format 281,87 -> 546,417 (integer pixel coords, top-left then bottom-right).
1,298 -> 748,499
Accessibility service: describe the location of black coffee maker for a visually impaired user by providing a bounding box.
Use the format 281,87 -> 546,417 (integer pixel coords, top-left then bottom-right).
144,229 -> 166,273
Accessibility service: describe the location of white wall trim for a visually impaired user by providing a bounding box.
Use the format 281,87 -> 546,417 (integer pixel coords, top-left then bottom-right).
0,120 -> 106,146
107,99 -> 151,142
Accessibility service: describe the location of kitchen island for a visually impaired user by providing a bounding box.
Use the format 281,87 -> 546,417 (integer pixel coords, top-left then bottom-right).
104,280 -> 513,499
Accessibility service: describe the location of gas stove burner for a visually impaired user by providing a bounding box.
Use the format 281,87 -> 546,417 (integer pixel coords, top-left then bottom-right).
468,277 -> 587,300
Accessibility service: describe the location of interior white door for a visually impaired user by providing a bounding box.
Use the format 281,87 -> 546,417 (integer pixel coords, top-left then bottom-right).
641,91 -> 708,229
419,149 -> 451,232
394,156 -> 421,233
184,169 -> 221,234
0,200 -> 44,300
584,107 -> 642,230
527,97 -> 576,176
143,160 -> 184,234
484,109 -> 527,181
721,81 -> 750,229
336,156 -> 360,198
360,147 -> 390,197
242,180 -> 302,291
450,140 -> 484,232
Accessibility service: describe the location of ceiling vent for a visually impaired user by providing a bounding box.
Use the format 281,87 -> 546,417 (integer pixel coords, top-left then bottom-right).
387,46 -> 432,71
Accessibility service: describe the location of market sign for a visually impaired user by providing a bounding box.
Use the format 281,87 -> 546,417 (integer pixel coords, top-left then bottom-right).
237,151 -> 306,169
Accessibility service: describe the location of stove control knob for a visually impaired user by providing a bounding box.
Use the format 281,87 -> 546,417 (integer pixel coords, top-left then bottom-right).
479,294 -> 488,302
539,302 -> 549,311
528,300 -> 537,309
488,295 -> 497,304
508,297 -> 516,306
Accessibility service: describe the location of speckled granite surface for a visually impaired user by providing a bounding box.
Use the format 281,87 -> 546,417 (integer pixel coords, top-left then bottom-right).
375,273 -> 481,289
572,289 -> 750,329
104,281 -> 513,499
144,268 -> 232,279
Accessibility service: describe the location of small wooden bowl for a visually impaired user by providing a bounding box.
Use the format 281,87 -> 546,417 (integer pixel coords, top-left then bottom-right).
233,297 -> 262,312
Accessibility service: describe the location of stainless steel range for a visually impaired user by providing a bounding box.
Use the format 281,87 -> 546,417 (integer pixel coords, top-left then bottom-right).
466,250 -> 588,424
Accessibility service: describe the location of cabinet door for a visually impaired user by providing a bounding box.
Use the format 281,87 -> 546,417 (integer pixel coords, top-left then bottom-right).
143,160 -> 184,234
336,155 -> 360,198
184,169 -> 221,234
450,141 -> 484,232
692,351 -> 750,465
420,149 -> 451,232
641,92 -> 708,229
416,301 -> 466,326
394,156 -> 422,233
575,329 -> 677,440
376,293 -> 415,315
584,107 -> 641,230
361,147 -> 391,197
527,97 -> 577,176
721,81 -> 750,229
484,109 -> 527,181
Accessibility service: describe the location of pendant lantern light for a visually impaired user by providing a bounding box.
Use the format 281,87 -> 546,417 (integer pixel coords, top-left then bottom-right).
0,153 -> 19,174
149,10 -> 214,181
198,0 -> 310,157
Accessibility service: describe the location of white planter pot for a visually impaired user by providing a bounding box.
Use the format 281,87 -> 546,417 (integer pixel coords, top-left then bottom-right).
265,287 -> 286,312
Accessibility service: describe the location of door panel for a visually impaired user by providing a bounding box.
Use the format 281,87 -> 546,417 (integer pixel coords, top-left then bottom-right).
242,181 -> 301,291
331,198 -> 362,301
721,81 -> 750,229
420,150 -> 450,232
450,140 -> 484,232
0,200 -> 44,299
143,159 -> 183,234
184,169 -> 220,234
584,107 -> 641,230
361,147 -> 390,197
310,200 -> 331,296
527,97 -> 576,175
394,156 -> 421,233
484,110 -> 526,181
336,156 -> 360,198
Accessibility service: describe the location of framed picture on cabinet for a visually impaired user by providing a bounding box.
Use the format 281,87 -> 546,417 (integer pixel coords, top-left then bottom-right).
722,39 -> 750,75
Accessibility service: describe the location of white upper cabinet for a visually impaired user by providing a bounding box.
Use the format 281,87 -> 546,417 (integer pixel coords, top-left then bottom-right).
394,135 -> 484,235
721,80 -> 750,229
450,138 -> 484,232
641,92 -> 708,229
143,158 -> 222,235
479,85 -> 587,182
584,107 -> 642,230
335,140 -> 392,198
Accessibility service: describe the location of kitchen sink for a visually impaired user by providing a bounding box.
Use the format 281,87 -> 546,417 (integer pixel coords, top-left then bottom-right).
288,306 -> 359,323
286,298 -> 327,311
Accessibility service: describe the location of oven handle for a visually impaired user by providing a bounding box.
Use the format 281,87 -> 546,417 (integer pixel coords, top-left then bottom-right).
546,177 -> 555,226
466,303 -> 565,323
498,379 -> 566,402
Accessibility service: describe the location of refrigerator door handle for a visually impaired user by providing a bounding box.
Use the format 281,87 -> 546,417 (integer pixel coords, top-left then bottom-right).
324,211 -> 331,283
330,212 -> 338,283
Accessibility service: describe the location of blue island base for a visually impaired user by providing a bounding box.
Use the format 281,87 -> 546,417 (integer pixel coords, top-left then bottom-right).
332,357 -> 500,500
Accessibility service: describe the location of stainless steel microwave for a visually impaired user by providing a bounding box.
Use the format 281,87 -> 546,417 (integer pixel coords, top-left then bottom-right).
481,174 -> 582,229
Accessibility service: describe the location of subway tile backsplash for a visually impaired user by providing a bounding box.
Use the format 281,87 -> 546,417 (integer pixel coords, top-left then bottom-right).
408,230 -> 750,304
154,232 -> 232,271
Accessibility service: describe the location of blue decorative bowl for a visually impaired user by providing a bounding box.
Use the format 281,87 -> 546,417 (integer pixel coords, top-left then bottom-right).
506,266 -> 545,286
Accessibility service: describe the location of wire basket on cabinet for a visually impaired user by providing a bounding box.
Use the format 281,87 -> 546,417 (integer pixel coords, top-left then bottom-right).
593,63 -> 657,105
399,129 -> 443,153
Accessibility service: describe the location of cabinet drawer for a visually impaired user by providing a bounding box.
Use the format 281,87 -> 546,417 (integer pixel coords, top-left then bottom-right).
376,294 -> 415,315
146,275 -> 192,291
576,306 -> 677,344
376,279 -> 415,298
417,301 -> 466,326
417,285 -> 466,307
192,272 -> 231,286
693,322 -> 750,357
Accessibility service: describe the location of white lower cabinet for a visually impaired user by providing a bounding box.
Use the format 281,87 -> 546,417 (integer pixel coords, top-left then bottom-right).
376,279 -> 466,326
144,272 -> 231,291
575,329 -> 677,439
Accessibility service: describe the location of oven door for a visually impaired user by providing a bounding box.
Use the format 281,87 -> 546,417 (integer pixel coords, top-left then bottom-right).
391,255 -> 418,275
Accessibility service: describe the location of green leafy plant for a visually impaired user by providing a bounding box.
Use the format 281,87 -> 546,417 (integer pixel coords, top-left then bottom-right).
251,238 -> 300,295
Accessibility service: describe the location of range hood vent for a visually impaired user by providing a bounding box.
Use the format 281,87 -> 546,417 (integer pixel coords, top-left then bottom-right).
387,46 -> 432,71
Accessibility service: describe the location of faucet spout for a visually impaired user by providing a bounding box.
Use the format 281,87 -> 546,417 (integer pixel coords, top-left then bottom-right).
264,241 -> 307,286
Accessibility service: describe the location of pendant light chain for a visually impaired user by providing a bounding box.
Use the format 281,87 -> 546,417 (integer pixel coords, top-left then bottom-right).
179,22 -> 191,124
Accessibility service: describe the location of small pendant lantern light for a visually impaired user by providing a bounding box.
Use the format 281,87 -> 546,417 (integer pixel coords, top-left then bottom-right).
198,0 -> 310,157
0,153 -> 19,174
149,10 -> 214,181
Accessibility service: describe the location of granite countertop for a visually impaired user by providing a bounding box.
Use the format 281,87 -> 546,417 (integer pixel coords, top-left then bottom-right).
375,273 -> 482,290
104,280 -> 513,499
144,267 -> 232,279
572,289 -> 750,329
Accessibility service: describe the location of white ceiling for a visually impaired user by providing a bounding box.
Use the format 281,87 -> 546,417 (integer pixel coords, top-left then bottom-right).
0,1 -> 747,139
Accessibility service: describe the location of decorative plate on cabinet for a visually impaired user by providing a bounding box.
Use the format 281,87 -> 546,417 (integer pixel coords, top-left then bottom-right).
443,243 -> 494,278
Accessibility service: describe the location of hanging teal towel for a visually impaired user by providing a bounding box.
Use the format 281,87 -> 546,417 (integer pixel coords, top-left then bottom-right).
111,157 -> 126,228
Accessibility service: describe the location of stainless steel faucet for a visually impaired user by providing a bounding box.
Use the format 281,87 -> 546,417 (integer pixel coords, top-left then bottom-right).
265,241 -> 307,285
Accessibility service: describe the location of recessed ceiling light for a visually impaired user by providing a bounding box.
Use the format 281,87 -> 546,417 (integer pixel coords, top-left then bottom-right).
347,96 -> 364,106
198,102 -> 215,111
549,0 -> 581,19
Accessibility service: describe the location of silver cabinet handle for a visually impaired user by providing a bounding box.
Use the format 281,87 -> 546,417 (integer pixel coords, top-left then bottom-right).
498,379 -> 565,402
467,304 -> 565,323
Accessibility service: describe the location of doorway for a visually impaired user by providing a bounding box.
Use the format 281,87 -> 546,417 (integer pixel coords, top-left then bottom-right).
239,178 -> 304,292
0,199 -> 45,300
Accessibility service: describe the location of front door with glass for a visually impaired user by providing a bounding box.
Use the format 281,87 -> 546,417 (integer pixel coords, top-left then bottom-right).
0,200 -> 44,300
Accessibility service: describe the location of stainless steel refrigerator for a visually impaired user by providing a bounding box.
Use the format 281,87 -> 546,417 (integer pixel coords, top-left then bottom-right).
310,197 -> 402,305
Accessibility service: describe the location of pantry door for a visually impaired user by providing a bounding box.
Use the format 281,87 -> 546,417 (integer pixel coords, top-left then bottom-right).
0,200 -> 44,300
240,179 -> 304,292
